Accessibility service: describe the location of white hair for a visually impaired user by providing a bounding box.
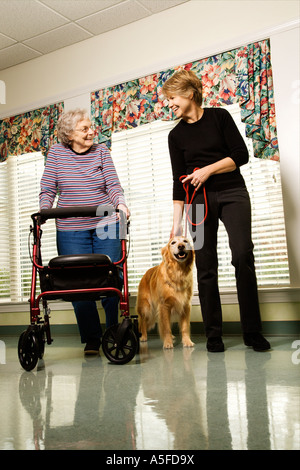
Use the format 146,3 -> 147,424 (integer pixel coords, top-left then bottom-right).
57,108 -> 90,146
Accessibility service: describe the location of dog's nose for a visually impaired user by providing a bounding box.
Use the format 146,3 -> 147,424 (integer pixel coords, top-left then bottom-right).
178,244 -> 185,251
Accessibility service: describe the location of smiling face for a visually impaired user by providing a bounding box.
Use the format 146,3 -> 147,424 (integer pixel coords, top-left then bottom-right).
168,236 -> 193,263
68,119 -> 94,153
167,94 -> 194,120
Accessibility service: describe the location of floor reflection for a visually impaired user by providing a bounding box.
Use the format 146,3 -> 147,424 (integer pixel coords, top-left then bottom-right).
0,335 -> 299,450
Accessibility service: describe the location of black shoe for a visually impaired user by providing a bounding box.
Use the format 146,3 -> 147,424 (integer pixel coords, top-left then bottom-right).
84,338 -> 101,355
206,337 -> 224,352
243,332 -> 271,351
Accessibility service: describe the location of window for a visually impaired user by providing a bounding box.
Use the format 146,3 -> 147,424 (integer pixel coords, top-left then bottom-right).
111,121 -> 174,290
0,104 -> 290,303
0,161 -> 9,299
111,104 -> 290,292
0,152 -> 57,302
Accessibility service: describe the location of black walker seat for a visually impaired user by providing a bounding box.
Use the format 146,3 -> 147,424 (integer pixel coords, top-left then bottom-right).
39,253 -> 122,301
18,205 -> 139,371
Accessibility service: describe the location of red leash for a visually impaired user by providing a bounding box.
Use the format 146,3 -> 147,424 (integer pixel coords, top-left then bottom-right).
179,167 -> 208,236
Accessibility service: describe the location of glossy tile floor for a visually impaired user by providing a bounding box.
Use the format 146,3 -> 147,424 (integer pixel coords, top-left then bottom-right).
0,334 -> 299,451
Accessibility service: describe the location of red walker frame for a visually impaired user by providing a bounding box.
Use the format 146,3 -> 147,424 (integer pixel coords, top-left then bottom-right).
18,206 -> 139,371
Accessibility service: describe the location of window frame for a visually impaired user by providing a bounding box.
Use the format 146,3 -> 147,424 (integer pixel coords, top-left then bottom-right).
0,104 -> 292,310
111,104 -> 290,294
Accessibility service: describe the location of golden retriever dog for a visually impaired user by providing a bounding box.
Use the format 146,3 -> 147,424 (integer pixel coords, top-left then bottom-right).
136,236 -> 195,349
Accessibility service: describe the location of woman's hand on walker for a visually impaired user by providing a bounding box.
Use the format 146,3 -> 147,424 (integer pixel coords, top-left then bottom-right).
117,204 -> 130,220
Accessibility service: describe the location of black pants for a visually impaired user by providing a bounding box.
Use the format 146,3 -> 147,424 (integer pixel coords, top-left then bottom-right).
189,186 -> 262,338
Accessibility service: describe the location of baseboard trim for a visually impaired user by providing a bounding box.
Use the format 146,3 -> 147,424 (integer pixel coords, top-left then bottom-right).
1,321 -> 299,337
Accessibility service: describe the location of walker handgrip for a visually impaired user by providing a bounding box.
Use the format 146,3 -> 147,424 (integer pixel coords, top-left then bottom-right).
36,205 -> 118,221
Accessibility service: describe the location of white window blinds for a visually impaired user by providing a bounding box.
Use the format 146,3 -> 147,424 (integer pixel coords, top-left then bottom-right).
0,160 -> 9,300
0,152 -> 57,302
111,121 -> 174,289
111,104 -> 290,292
0,104 -> 290,303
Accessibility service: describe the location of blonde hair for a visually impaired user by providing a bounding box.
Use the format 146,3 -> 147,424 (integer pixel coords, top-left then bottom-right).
57,108 -> 90,146
162,70 -> 203,107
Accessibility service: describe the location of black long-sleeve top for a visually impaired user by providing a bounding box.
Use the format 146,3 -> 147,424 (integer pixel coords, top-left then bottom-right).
168,107 -> 249,201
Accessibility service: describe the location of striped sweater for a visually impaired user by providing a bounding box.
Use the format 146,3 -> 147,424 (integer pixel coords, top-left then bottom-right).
39,143 -> 126,231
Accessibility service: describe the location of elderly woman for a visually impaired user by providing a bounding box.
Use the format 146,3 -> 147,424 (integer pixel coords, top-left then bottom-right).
162,70 -> 270,353
39,109 -> 129,354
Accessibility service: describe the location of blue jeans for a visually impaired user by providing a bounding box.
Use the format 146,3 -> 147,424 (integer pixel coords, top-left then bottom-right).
56,224 -> 121,343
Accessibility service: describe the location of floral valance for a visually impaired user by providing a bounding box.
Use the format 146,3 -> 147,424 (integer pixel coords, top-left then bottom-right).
91,39 -> 279,161
0,102 -> 64,162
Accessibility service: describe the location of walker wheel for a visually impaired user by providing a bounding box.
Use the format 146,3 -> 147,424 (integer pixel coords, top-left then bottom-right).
37,326 -> 46,359
102,323 -> 138,365
18,328 -> 40,371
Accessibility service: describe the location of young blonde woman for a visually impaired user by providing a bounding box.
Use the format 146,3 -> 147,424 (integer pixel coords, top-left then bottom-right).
162,70 -> 270,352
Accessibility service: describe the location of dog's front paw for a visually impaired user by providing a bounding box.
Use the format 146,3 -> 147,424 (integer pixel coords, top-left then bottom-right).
140,335 -> 148,342
163,336 -> 174,349
183,338 -> 195,348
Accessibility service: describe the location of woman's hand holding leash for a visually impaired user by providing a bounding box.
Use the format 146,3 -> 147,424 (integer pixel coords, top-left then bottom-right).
179,168 -> 208,236
182,158 -> 237,191
181,167 -> 211,191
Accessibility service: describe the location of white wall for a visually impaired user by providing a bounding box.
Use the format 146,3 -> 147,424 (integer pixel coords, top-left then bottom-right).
0,0 -> 299,290
0,0 -> 299,116
271,27 -> 300,287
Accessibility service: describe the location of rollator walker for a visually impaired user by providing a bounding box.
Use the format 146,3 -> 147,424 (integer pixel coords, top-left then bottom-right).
18,206 -> 139,371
